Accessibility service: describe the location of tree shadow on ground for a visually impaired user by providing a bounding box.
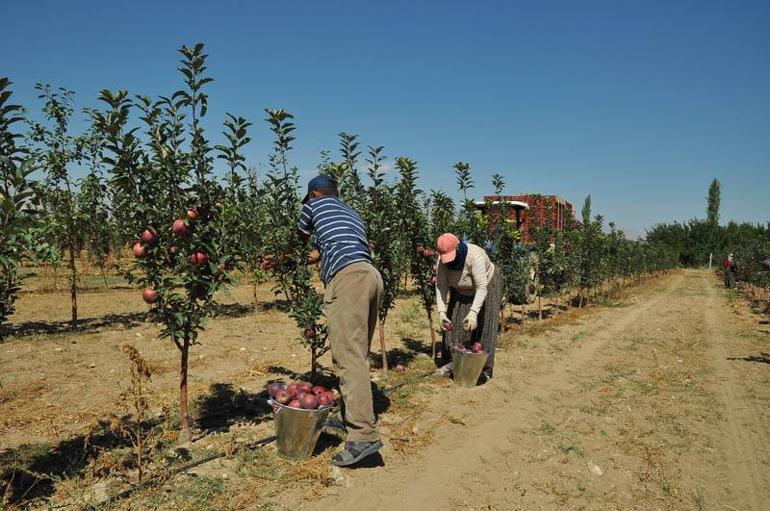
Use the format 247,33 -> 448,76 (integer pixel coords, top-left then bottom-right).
211,303 -> 255,318
0,311 -> 148,339
402,337 -> 432,356
193,383 -> 273,433
0,415 -> 164,506
1,302 -> 257,341
264,365 -> 339,388
259,299 -> 291,313
368,347 -> 422,370
727,352 -> 770,365
312,431 -> 343,456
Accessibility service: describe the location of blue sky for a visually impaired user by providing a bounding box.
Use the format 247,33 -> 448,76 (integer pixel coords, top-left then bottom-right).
2,0 -> 768,238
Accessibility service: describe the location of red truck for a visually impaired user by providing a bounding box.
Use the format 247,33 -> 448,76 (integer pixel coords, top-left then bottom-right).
475,194 -> 575,243
474,194 -> 576,303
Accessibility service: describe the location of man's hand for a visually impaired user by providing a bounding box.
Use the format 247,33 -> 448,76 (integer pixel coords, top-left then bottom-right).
439,312 -> 453,331
462,311 -> 478,332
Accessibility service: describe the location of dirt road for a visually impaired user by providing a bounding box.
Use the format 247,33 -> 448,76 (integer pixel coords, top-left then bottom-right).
2,269 -> 768,510
313,270 -> 770,511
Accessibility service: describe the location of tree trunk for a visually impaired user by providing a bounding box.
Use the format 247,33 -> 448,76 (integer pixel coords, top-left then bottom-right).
68,246 -> 78,326
178,337 -> 192,443
428,315 -> 437,360
379,320 -> 388,371
100,263 -> 108,290
252,279 -> 258,307
310,349 -> 317,381
521,304 -> 526,324
538,294 -> 543,320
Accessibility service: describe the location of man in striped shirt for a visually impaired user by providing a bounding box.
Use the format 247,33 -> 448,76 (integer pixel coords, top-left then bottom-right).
298,174 -> 384,467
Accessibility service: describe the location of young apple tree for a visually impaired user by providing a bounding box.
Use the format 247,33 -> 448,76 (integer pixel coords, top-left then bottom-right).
364,144 -> 403,371
95,43 -> 234,441
0,78 -> 36,332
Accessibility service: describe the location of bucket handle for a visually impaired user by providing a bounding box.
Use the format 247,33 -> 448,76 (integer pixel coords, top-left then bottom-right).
268,399 -> 282,414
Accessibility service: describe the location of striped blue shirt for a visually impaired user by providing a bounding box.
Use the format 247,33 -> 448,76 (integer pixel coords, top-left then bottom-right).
298,196 -> 372,285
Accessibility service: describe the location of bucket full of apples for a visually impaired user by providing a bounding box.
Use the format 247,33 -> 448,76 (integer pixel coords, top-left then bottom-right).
452,342 -> 487,388
267,381 -> 337,460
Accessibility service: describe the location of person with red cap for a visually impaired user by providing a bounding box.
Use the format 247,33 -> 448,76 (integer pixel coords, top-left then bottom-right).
434,232 -> 502,382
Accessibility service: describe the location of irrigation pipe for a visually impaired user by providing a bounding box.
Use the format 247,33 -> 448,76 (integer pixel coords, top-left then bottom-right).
90,369 -> 437,508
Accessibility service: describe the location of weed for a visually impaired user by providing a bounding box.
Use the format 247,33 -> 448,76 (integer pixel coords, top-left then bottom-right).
559,443 -> 584,457
110,345 -> 161,482
236,448 -> 282,480
690,486 -> 706,510
539,420 -> 556,434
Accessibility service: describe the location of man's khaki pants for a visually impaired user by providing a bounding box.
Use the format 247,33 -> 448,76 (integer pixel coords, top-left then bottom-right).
325,261 -> 383,443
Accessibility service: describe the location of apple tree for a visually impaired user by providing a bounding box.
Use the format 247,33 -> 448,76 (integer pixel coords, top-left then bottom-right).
94,43 -> 235,441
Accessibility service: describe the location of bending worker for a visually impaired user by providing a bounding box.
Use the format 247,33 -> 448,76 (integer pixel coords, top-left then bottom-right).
434,232 -> 502,382
295,174 -> 385,466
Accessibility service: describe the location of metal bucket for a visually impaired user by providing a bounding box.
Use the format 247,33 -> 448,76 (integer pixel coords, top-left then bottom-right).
269,400 -> 331,460
451,347 -> 487,388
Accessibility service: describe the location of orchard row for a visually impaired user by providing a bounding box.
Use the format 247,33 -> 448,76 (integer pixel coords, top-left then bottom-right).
1,43 -> 679,440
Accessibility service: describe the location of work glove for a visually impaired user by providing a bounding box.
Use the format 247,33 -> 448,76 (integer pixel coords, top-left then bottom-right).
439,312 -> 453,331
462,311 -> 478,332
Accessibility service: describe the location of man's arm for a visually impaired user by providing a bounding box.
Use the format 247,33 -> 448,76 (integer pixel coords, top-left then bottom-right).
299,230 -> 321,265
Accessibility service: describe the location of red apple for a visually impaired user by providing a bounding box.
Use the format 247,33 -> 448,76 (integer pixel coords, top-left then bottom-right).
395,363 -> 405,373
172,219 -> 190,236
268,382 -> 285,398
214,202 -> 223,209
317,392 -> 335,406
142,288 -> 158,304
287,399 -> 301,409
132,242 -> 148,258
431,276 -> 437,284
297,382 -> 313,394
432,264 -> 437,272
141,228 -> 158,245
187,208 -> 199,220
287,383 -> 300,398
312,385 -> 326,396
304,328 -> 317,339
275,389 -> 291,405
472,342 -> 483,353
190,252 -> 207,266
423,248 -> 433,258
301,394 -> 318,410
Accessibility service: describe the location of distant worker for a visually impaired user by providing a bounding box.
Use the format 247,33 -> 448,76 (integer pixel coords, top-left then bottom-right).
434,233 -> 502,383
723,253 -> 737,289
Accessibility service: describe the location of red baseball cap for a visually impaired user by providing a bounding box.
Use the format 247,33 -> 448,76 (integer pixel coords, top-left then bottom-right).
436,233 -> 459,264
